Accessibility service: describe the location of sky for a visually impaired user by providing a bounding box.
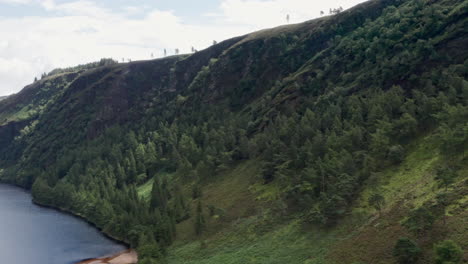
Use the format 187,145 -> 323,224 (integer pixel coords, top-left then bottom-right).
0,0 -> 368,96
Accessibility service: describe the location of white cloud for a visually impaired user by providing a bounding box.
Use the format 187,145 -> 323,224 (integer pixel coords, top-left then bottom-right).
218,0 -> 368,28
0,0 -> 32,4
41,0 -> 112,17
0,0 -> 368,96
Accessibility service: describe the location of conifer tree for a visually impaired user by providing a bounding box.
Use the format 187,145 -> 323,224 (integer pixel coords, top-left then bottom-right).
135,143 -> 147,175
150,178 -> 167,210
368,192 -> 385,216
194,200 -> 206,236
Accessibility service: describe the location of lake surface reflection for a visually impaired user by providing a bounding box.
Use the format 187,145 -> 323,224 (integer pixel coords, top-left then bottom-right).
0,184 -> 125,264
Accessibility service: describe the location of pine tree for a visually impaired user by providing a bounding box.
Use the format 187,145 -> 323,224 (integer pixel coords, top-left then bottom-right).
173,184 -> 189,222
403,206 -> 435,236
369,122 -> 391,161
135,143 -> 147,175
194,200 -> 206,236
393,238 -> 421,264
435,166 -> 457,191
145,141 -> 159,175
150,178 -> 167,211
368,193 -> 385,216
115,163 -> 126,188
125,151 -> 138,183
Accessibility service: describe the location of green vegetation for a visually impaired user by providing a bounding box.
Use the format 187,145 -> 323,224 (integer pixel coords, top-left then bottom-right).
393,238 -> 421,264
168,221 -> 335,264
368,192 -> 385,216
434,240 -> 463,264
402,206 -> 436,236
44,58 -> 118,77
194,201 -> 206,236
0,0 -> 466,263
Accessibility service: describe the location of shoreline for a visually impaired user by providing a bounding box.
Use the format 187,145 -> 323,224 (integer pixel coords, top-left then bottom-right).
0,182 -> 137,264
32,199 -> 129,247
31,200 -> 139,263
77,250 -> 138,264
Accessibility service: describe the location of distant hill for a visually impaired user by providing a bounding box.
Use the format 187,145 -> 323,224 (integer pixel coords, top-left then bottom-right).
0,0 -> 466,263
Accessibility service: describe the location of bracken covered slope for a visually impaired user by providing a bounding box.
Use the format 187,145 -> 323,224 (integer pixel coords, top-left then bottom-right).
0,0 -> 467,263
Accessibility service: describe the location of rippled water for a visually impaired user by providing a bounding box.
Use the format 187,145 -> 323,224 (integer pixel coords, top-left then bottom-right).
0,184 -> 126,264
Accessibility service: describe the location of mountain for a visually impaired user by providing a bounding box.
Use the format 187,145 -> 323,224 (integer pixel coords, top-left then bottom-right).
0,0 -> 467,263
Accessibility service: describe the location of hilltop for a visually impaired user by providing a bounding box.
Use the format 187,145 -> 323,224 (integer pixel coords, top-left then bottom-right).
0,0 -> 467,263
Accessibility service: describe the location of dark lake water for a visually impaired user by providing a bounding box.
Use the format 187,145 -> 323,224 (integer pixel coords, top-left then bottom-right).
0,184 -> 126,264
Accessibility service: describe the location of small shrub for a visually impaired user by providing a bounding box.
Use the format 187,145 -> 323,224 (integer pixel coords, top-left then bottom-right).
368,192 -> 385,215
393,237 -> 421,264
388,145 -> 405,164
402,206 -> 435,235
434,240 -> 463,264
192,184 -> 202,199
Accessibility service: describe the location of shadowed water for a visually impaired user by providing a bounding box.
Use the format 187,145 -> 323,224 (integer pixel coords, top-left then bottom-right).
0,184 -> 126,264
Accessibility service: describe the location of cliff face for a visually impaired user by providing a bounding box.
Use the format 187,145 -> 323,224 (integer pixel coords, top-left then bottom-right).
0,0 -> 467,263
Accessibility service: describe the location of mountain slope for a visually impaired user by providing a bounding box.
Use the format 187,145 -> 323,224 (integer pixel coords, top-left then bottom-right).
0,0 -> 467,263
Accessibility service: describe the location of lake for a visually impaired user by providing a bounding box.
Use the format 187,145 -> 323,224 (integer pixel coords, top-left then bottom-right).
0,184 -> 126,264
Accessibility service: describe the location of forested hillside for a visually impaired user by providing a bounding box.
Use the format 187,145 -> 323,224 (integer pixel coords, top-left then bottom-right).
0,0 -> 467,263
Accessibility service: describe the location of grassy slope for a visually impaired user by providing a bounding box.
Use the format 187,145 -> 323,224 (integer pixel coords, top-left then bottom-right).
138,177 -> 155,199
165,161 -> 334,264
162,133 -> 467,264
168,221 -> 334,264
327,143 -> 467,264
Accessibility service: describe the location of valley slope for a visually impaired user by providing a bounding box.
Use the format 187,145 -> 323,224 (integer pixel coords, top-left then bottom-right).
0,0 -> 467,263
